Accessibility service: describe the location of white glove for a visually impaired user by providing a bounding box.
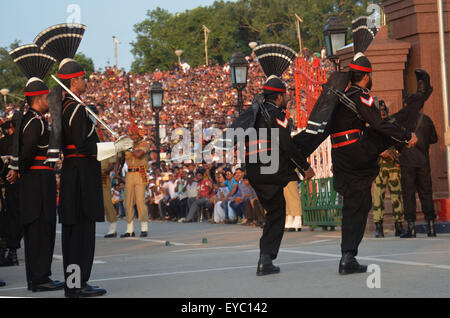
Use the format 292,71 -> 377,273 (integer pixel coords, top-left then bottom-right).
97,136 -> 134,162
115,136 -> 134,153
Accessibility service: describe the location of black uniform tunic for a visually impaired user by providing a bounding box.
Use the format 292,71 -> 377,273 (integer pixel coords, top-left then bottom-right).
59,96 -> 104,289
330,85 -> 411,256
246,101 -> 309,260
19,108 -> 57,285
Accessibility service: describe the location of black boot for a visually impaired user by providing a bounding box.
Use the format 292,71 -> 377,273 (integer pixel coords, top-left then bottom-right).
1,249 -> 19,267
256,254 -> 280,277
400,222 -> 416,238
415,69 -> 433,100
427,219 -> 437,237
375,222 -> 384,238
339,253 -> 368,275
0,280 -> 5,287
395,222 -> 405,237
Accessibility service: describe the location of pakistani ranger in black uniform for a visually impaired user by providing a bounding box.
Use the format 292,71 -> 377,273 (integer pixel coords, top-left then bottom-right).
57,58 -> 107,298
238,44 -> 315,276
8,43 -> 64,292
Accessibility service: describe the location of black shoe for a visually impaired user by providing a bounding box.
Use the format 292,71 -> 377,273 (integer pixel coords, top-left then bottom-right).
32,280 -> 65,293
1,249 -> 19,267
395,222 -> 405,237
140,232 -> 148,238
104,232 -> 117,239
120,232 -> 135,238
427,219 -> 437,237
339,253 -> 368,275
400,222 -> 416,238
65,284 -> 107,298
0,280 -> 5,287
287,228 -> 295,232
257,254 -> 280,277
375,222 -> 384,238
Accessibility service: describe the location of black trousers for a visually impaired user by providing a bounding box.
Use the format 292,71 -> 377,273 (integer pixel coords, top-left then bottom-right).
251,183 -> 286,260
401,165 -> 435,222
62,216 -> 96,290
23,217 -> 56,285
4,182 -> 22,249
340,182 -> 372,257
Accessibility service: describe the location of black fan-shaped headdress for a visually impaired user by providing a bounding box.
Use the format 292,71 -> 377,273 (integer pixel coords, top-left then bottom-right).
9,44 -> 56,81
254,44 -> 298,78
34,23 -> 87,79
34,23 -> 86,61
350,16 -> 378,73
9,44 -> 56,96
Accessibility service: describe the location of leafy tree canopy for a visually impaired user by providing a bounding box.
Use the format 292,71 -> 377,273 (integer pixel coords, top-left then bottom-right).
131,0 -> 379,72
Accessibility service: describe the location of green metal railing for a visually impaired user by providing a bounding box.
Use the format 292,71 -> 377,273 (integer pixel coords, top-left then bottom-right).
301,178 -> 343,230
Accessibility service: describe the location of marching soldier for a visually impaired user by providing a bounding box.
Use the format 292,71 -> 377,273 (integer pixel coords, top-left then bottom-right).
240,44 -> 315,276
8,44 -> 64,292
121,126 -> 150,238
372,102 -> 405,238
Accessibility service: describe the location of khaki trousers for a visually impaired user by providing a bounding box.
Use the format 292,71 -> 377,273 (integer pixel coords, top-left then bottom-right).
103,180 -> 118,224
125,172 -> 149,223
284,181 -> 302,217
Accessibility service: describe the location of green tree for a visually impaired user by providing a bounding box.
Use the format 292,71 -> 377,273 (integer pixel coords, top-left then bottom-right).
131,0 -> 380,72
0,41 -> 27,102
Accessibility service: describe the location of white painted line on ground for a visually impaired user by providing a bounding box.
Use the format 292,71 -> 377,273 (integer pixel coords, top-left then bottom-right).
303,239 -> 333,245
280,249 -> 450,270
128,237 -> 203,246
0,258 -> 337,292
170,244 -> 257,253
87,258 -> 337,283
53,254 -> 106,264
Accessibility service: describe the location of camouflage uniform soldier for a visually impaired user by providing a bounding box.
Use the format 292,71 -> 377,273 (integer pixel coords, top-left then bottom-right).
373,148 -> 405,237
372,101 -> 405,238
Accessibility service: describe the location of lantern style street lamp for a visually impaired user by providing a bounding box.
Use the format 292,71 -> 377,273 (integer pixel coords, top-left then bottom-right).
229,45 -> 248,114
150,81 -> 164,165
323,15 -> 348,71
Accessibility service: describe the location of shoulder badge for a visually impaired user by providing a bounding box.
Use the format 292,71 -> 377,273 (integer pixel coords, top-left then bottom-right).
360,96 -> 374,107
276,117 -> 289,129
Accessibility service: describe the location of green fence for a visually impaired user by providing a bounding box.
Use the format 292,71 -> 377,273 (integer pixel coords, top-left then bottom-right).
301,178 -> 343,230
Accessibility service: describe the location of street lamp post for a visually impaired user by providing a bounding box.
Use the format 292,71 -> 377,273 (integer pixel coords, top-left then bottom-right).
150,81 -> 164,166
230,45 -> 249,114
323,15 -> 348,71
0,89 -> 10,108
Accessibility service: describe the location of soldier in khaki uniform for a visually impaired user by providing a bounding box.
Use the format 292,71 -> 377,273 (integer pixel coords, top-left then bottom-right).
284,181 -> 303,232
372,102 -> 405,238
121,126 -> 150,238
102,157 -> 118,238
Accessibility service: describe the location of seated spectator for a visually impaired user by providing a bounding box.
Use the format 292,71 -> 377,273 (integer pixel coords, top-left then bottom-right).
213,172 -> 230,224
222,168 -> 238,221
185,170 -> 212,222
185,173 -> 198,213
244,179 -> 265,227
229,168 -> 251,224
145,183 -> 161,220
163,173 -> 180,221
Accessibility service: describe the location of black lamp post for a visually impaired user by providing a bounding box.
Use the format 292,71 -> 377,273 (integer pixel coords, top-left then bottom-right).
323,15 -> 348,71
150,81 -> 164,166
230,45 -> 248,114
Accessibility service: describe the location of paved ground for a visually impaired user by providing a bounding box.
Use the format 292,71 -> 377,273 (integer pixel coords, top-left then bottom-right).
0,220 -> 449,298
